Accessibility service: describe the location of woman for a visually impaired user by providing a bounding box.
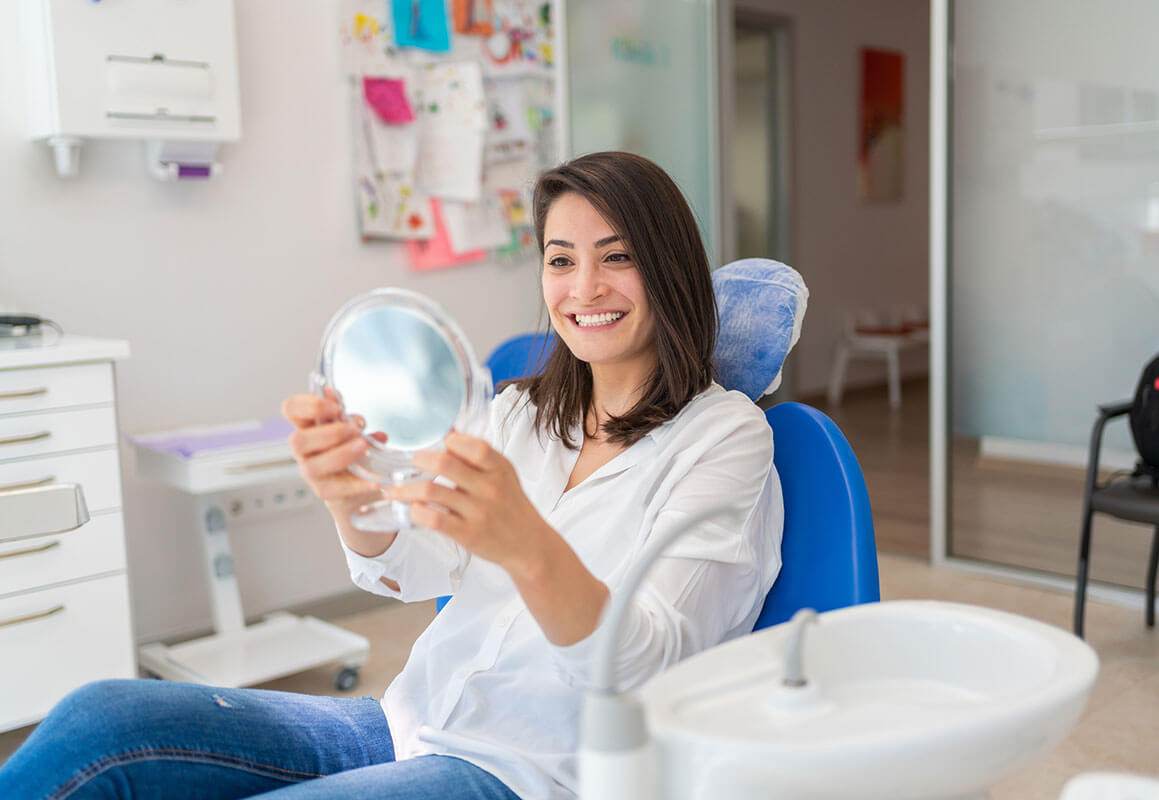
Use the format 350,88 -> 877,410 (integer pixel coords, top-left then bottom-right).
0,152 -> 782,800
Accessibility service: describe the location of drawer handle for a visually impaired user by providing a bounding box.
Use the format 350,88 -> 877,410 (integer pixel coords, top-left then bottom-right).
0,539 -> 61,560
0,387 -> 49,401
0,475 -> 55,492
225,458 -> 298,474
0,431 -> 51,447
0,604 -> 65,630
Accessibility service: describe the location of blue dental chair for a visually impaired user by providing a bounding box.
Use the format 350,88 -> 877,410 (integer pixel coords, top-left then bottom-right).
485,331 -> 556,387
445,259 -> 880,623
752,401 -> 879,629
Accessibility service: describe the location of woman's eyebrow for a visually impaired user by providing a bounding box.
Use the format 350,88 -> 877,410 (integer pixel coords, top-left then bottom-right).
544,231 -> 625,248
544,235 -> 623,249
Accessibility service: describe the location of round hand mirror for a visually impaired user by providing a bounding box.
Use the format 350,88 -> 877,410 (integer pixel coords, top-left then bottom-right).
311,289 -> 492,531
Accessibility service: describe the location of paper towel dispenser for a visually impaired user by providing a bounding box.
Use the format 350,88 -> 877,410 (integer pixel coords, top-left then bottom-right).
21,0 -> 243,180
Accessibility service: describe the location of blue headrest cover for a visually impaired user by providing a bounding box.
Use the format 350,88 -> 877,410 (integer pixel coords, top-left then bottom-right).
712,259 -> 809,401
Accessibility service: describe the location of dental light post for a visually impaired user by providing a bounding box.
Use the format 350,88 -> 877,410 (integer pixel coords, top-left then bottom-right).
579,505 -> 741,800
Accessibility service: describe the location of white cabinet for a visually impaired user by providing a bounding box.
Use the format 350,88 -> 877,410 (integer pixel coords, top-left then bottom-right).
0,336 -> 133,733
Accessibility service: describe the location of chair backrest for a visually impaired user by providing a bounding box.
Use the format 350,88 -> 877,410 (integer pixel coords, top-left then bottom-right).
752,402 -> 880,630
485,332 -> 555,388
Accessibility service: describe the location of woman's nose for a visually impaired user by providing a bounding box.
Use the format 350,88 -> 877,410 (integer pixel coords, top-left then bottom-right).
570,263 -> 607,301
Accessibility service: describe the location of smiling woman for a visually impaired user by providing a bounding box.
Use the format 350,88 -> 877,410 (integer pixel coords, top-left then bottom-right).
0,153 -> 781,800
522,152 -> 718,450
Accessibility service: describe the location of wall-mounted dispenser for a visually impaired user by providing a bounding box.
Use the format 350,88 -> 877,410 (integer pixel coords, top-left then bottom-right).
21,0 -> 242,180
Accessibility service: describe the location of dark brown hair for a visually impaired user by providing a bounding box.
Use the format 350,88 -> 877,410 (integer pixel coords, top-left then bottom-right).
515,151 -> 717,448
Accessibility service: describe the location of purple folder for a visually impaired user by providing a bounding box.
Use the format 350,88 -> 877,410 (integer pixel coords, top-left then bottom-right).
128,416 -> 294,460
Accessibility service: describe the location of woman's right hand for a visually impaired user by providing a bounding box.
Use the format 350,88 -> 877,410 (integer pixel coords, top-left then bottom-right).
281,391 -> 384,520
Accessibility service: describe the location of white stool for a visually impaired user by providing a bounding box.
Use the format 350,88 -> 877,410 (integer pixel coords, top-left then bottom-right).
827,318 -> 928,409
1059,772 -> 1159,799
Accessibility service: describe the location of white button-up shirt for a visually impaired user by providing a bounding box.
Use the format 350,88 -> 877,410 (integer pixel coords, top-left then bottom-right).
341,383 -> 782,800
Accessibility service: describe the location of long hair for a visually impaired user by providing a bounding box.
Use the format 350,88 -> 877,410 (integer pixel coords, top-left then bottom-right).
515,151 -> 717,448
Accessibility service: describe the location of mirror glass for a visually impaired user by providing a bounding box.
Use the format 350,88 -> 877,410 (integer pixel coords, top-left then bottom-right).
313,289 -> 491,531
331,305 -> 464,452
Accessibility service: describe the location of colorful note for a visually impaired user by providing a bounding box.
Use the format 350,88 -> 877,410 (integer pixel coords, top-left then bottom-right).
453,0 -> 494,35
363,77 -> 414,124
393,0 -> 452,53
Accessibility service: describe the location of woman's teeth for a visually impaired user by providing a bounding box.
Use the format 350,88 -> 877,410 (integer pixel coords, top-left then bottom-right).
575,312 -> 625,327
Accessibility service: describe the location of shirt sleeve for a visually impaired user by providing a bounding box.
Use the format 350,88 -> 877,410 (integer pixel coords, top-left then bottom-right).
338,384 -> 526,603
548,402 -> 782,692
340,526 -> 471,603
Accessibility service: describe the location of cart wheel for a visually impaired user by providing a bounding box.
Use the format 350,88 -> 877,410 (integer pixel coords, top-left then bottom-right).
333,666 -> 360,692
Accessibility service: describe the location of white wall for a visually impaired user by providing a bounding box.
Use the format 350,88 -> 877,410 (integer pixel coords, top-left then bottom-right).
0,0 -> 543,642
731,0 -> 930,396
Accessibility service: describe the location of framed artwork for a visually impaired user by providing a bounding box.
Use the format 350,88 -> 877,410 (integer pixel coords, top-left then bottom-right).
858,47 -> 905,203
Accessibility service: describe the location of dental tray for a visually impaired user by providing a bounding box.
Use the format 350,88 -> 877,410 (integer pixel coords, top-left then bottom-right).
128,416 -> 298,494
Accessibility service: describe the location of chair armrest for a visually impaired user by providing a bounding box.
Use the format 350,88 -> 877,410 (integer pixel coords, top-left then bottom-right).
1096,399 -> 1133,419
1085,399 -> 1135,492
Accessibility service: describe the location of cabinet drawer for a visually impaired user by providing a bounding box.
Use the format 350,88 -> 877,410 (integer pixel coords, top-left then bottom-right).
0,573 -> 135,732
0,512 -> 126,597
0,449 -> 124,512
0,362 -> 114,416
0,406 -> 117,462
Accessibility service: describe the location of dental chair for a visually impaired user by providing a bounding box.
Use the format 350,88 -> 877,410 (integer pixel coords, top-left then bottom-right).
712,258 -> 879,628
447,259 -> 881,623
485,331 -> 555,388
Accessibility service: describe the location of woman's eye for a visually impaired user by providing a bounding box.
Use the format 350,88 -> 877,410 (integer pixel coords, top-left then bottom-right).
606,252 -> 631,263
547,256 -> 571,268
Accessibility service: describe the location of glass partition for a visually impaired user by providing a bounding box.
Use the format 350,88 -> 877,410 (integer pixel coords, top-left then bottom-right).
565,0 -> 719,262
948,0 -> 1159,587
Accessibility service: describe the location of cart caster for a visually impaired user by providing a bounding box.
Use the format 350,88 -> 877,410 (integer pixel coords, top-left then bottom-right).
333,666 -> 360,692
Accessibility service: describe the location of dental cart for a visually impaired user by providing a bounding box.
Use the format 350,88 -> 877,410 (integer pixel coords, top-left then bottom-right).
130,419 -> 369,691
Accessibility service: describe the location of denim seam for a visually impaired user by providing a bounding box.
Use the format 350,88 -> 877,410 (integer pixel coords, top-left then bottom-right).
48,747 -> 326,799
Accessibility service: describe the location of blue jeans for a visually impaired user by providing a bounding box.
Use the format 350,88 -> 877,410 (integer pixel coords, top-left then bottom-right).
0,679 -> 521,800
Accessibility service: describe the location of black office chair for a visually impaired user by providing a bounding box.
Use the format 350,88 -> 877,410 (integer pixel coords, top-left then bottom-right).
1073,400 -> 1159,638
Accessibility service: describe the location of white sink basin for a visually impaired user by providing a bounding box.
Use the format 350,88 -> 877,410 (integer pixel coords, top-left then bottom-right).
641,600 -> 1098,800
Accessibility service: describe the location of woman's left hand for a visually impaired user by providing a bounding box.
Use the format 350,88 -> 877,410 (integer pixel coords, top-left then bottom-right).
390,431 -> 549,580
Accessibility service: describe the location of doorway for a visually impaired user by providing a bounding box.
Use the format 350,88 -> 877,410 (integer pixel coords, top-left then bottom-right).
730,13 -> 793,400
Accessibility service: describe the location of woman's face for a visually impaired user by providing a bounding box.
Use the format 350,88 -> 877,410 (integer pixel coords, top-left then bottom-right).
541,192 -> 656,375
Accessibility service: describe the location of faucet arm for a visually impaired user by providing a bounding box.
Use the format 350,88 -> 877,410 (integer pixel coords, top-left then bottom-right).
782,608 -> 818,687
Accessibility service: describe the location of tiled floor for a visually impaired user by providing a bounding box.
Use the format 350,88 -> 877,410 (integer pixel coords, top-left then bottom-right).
3,382 -> 1156,798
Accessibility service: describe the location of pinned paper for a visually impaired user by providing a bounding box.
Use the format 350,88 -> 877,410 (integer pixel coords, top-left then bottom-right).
340,0 -> 395,76
496,187 -> 536,256
418,129 -> 485,201
353,90 -> 433,240
453,0 -> 494,35
364,77 -> 414,124
408,199 -> 488,270
416,62 -> 488,130
441,195 -> 511,252
414,62 -> 488,200
393,0 -> 452,53
478,0 -> 554,77
485,78 -> 533,163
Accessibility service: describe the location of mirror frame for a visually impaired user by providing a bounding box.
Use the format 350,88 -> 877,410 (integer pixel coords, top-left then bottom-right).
311,288 -> 492,487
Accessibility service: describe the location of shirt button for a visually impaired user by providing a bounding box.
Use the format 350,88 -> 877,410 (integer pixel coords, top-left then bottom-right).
497,614 -> 512,627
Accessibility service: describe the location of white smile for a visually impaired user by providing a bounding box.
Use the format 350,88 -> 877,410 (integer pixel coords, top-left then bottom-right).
573,311 -> 626,327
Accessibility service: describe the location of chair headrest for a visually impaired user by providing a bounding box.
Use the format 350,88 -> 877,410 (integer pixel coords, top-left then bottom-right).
712,258 -> 808,401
